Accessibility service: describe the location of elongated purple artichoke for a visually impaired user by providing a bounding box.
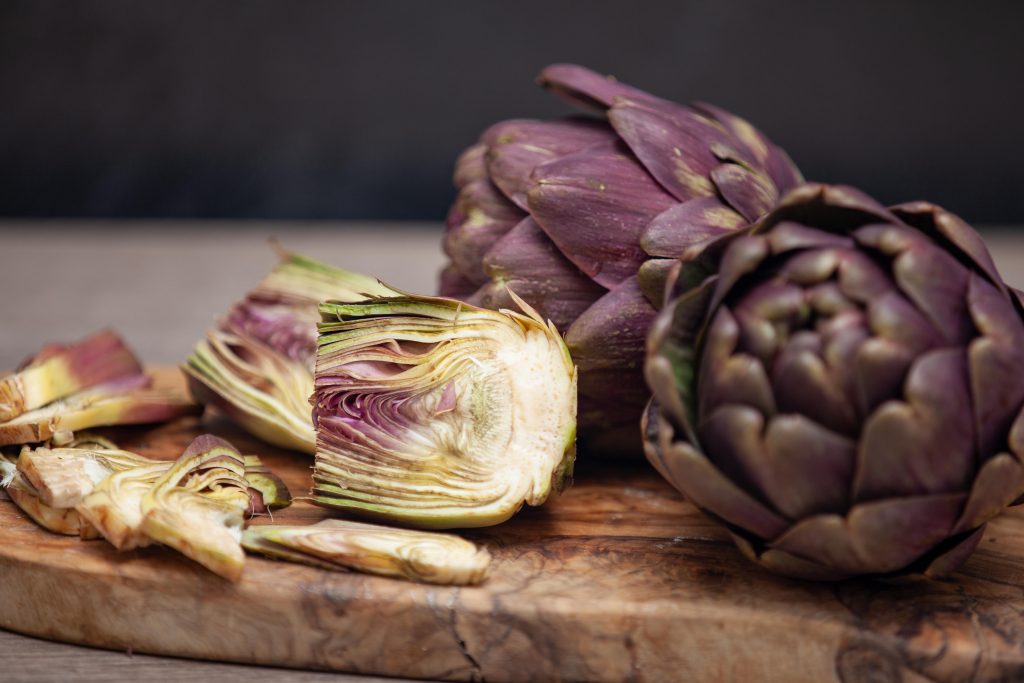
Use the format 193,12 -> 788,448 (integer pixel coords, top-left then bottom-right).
440,63 -> 801,453
644,183 -> 1024,580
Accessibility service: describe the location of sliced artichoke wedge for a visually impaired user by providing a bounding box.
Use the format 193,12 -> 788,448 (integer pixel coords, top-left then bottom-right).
140,435 -> 251,581
184,251 -> 400,453
312,290 -> 577,528
0,330 -> 143,422
0,377 -> 198,446
243,519 -> 492,585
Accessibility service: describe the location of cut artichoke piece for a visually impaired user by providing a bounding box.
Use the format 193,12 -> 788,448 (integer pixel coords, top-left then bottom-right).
18,446 -> 154,508
241,455 -> 292,511
184,250 -> 400,453
140,435 -> 251,581
312,290 -> 577,528
0,330 -> 143,422
63,431 -> 121,451
0,376 -> 198,446
6,473 -> 86,536
75,460 -> 170,550
187,331 -> 316,453
243,519 -> 491,585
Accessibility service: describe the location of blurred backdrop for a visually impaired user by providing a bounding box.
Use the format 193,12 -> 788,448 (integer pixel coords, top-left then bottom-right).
1,1 -> 1022,223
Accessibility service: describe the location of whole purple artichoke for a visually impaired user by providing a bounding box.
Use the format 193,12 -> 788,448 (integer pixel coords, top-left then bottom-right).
644,183 -> 1024,579
440,63 -> 801,453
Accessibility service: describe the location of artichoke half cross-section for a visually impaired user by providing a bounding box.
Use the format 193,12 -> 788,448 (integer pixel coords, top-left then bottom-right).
312,291 -> 577,528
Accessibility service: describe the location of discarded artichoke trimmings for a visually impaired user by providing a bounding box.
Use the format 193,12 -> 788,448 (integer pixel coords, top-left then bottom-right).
140,435 -> 251,582
243,519 -> 492,586
0,330 -> 143,423
645,182 -> 1024,580
0,375 -> 199,446
17,443 -> 290,538
312,290 -> 577,529
184,251 -> 399,453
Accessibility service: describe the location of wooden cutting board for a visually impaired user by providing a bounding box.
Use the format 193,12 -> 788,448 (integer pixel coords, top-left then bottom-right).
2,369 -> 1024,682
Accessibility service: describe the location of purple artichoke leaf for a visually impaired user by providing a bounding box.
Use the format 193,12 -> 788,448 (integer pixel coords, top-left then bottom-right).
482,118 -> 615,211
443,179 -> 525,285
637,258 -> 677,308
606,99 -> 729,202
855,348 -> 975,501
536,63 -> 658,112
967,273 -> 1024,455
710,164 -> 780,224
653,411 -> 788,540
478,218 -> 606,332
527,140 -> 675,289
453,143 -> 488,189
771,493 -> 965,575
921,526 -> 986,579
892,201 -> 1005,291
640,197 -> 746,259
438,265 -> 480,301
950,452 -> 1024,535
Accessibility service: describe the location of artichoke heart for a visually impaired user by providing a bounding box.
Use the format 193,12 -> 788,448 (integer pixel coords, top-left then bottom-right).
243,519 -> 491,586
185,250 -> 400,453
312,290 -> 577,528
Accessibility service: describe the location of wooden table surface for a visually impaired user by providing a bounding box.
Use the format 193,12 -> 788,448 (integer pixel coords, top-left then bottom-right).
1,221 -> 1022,682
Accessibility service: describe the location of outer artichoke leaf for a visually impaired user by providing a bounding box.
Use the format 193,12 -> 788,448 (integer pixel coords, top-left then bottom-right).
481,117 -> 614,211
477,218 -> 606,333
770,493 -> 965,575
243,519 -> 491,586
640,197 -> 746,259
314,291 -> 577,529
443,179 -> 524,286
891,202 -> 1005,291
527,140 -> 675,289
606,99 -> 727,202
537,63 -> 658,112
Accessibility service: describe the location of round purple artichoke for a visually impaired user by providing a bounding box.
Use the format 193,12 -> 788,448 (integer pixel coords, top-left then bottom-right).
644,183 -> 1024,580
439,63 -> 801,453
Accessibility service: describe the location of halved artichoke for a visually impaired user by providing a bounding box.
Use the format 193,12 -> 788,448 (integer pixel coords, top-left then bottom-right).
185,251 -> 399,453
312,290 -> 577,528
243,519 -> 492,585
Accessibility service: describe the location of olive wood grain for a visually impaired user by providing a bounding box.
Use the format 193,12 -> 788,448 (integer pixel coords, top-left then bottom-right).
1,368 -> 1023,682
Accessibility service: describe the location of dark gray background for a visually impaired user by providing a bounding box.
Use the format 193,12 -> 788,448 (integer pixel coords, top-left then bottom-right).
2,1 -> 1022,223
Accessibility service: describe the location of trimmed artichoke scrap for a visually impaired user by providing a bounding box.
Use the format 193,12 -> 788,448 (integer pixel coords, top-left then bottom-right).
0,330 -> 142,422
0,333 -> 197,447
440,63 -> 801,454
313,291 -> 577,528
645,183 -> 1024,580
140,435 -> 251,581
12,439 -> 289,547
243,519 -> 492,586
185,251 -> 399,453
